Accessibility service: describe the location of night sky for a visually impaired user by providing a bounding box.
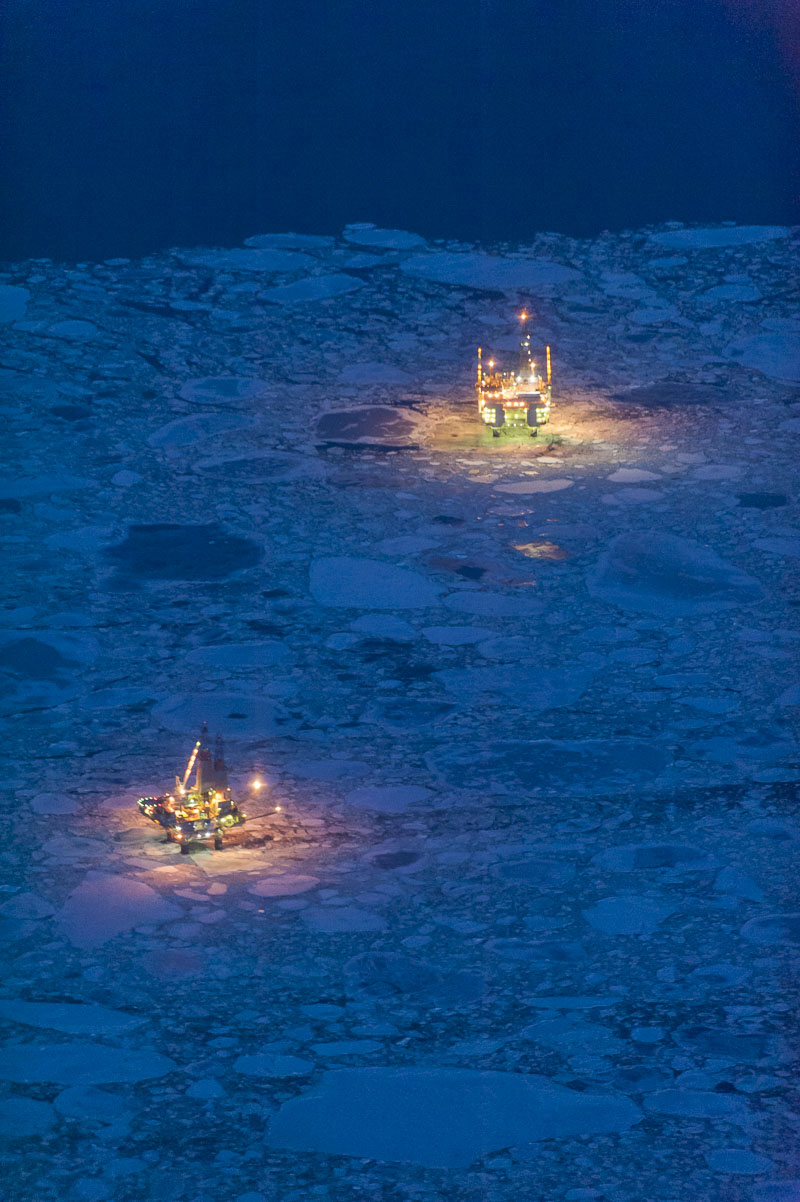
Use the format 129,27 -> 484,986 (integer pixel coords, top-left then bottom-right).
2,0 -> 798,262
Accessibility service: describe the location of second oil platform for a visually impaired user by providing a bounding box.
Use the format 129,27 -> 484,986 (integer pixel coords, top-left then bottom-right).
477,311 -> 552,437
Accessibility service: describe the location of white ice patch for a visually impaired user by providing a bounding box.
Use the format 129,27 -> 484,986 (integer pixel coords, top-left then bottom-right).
0,1000 -> 145,1036
235,1051 -> 313,1077
0,284 -> 29,322
587,532 -> 763,617
725,333 -> 800,381
434,665 -> 593,713
494,479 -> 573,494
0,1043 -> 176,1084
152,693 -> 292,739
310,557 -> 443,609
349,615 -> 417,640
648,225 -> 789,249
607,468 -> 661,483
261,274 -> 364,304
344,785 -> 432,813
704,283 -> 761,301
178,377 -> 271,404
706,1149 -> 774,1175
401,252 -> 582,290
147,413 -> 254,448
583,896 -> 677,935
339,362 -> 412,386
185,642 -> 291,668
248,875 -> 320,897
286,759 -> 369,781
343,226 -> 426,250
266,1066 -> 641,1167
301,907 -> 387,933
422,625 -> 493,645
181,247 -> 313,272
244,232 -> 335,249
443,592 -> 543,618
58,875 -> 180,948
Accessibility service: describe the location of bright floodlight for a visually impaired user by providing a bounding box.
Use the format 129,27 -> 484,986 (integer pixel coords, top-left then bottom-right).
252,778 -> 262,790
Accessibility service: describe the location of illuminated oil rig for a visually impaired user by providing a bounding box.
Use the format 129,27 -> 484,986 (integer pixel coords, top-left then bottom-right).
476,311 -> 552,436
138,724 -> 247,853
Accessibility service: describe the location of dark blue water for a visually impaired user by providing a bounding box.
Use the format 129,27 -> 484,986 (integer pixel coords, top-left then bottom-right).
2,0 -> 798,262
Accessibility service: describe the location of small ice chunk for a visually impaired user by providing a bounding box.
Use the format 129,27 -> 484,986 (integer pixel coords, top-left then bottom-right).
707,1149 -> 773,1174
0,284 -> 29,322
494,478 -> 573,494
644,1089 -> 749,1119
401,252 -> 582,290
345,785 -> 431,813
607,468 -> 661,483
0,1043 -> 175,1084
58,875 -> 180,948
350,615 -> 417,641
0,1096 -> 56,1137
234,1052 -> 313,1078
248,875 -> 319,897
178,377 -> 270,405
261,274 -> 363,304
266,1067 -> 641,1168
310,557 -> 442,609
422,625 -> 493,645
343,226 -> 426,250
302,907 -> 387,933
725,333 -> 800,382
182,247 -> 313,271
583,896 -> 676,935
648,225 -> 788,248
0,1000 -> 144,1036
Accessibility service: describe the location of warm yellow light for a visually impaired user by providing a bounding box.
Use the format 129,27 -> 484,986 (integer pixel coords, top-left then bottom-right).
252,779 -> 262,790
519,310 -> 528,321
274,805 -> 282,812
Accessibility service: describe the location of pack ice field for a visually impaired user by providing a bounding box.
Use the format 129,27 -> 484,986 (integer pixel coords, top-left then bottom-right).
0,221 -> 798,1202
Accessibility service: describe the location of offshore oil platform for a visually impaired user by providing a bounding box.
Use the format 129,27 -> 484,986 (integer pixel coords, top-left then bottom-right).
138,725 -> 246,853
477,311 -> 552,436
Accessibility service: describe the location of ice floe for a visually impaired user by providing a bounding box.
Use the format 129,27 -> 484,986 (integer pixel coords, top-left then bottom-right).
648,225 -> 789,248
58,875 -> 180,947
309,557 -> 442,608
587,532 -> 763,616
400,251 -> 581,289
267,1067 -> 641,1167
261,274 -> 364,304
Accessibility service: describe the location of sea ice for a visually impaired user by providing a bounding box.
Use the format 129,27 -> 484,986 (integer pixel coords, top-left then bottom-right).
317,407 -> 419,446
244,232 -> 335,249
350,614 -> 417,640
57,875 -> 180,948
302,907 -> 387,933
261,274 -> 364,304
643,1089 -> 749,1120
0,1043 -> 176,1084
704,283 -> 761,301
400,252 -> 581,289
152,693 -> 291,739
429,738 -> 670,792
442,592 -> 543,617
591,843 -> 710,872
725,333 -> 800,382
421,625 -> 493,645
433,665 -> 593,713
266,1067 -> 641,1168
248,875 -> 319,897
309,557 -> 442,609
0,284 -> 29,322
587,532 -> 763,616
178,377 -> 271,404
648,225 -> 789,248
147,413 -> 254,448
286,759 -> 369,780
234,1052 -> 313,1078
344,785 -> 431,813
494,478 -> 573,494
0,1097 -> 56,1138
339,362 -> 412,385
740,914 -> 800,946
706,1149 -> 774,1174
343,226 -> 426,249
0,1001 -> 144,1036
185,642 -> 290,668
181,247 -> 313,272
583,896 -> 677,935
